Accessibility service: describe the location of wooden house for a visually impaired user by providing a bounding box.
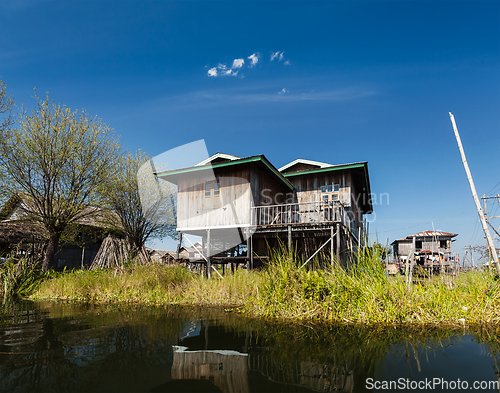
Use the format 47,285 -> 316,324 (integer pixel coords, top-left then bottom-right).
0,194 -> 118,269
392,230 -> 458,264
156,153 -> 372,273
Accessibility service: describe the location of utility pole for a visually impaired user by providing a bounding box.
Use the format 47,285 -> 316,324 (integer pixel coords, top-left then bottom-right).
449,113 -> 500,274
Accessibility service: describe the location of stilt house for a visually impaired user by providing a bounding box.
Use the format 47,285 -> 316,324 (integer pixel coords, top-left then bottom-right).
156,153 -> 373,271
392,231 -> 458,263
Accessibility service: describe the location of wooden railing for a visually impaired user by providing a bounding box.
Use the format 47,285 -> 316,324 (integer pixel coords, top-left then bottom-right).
251,201 -> 342,226
251,201 -> 363,244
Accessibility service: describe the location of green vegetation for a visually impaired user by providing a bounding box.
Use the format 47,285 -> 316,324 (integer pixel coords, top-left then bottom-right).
0,257 -> 49,297
27,248 -> 500,325
248,248 -> 500,324
31,264 -> 262,306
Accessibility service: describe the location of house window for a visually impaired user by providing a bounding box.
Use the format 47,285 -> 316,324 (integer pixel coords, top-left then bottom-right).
321,186 -> 326,193
205,183 -> 211,197
323,195 -> 329,206
327,185 -> 333,193
214,181 -> 220,196
415,240 -> 422,249
333,184 -> 340,192
331,193 -> 339,201
440,240 -> 447,248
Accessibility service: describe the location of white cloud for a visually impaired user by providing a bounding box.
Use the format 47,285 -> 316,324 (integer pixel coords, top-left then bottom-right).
278,88 -> 288,95
270,51 -> 281,61
248,53 -> 260,67
271,51 -> 288,63
208,51 -> 288,78
232,58 -> 245,69
207,67 -> 218,77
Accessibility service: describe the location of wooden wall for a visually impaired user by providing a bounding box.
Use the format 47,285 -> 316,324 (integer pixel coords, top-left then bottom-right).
177,163 -> 290,231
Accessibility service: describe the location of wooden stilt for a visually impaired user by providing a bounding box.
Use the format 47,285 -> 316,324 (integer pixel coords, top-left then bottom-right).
250,233 -> 254,271
207,229 -> 211,279
336,223 -> 340,266
176,232 -> 183,260
246,228 -> 250,274
288,225 -> 292,261
330,226 -> 334,268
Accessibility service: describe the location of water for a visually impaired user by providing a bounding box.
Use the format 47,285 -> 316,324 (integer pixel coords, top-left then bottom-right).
0,299 -> 499,392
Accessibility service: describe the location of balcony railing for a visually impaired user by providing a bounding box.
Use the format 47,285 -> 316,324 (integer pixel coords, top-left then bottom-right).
252,201 -> 347,226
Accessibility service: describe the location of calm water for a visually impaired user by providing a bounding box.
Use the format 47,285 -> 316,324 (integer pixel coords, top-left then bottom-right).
0,300 -> 499,393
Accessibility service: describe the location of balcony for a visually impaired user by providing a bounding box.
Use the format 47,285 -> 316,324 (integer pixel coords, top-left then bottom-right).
251,201 -> 358,236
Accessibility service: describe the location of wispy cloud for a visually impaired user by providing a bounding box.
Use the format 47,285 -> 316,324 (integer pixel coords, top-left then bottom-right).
207,50 -> 288,77
166,86 -> 377,110
207,63 -> 239,77
248,53 -> 260,67
271,51 -> 286,62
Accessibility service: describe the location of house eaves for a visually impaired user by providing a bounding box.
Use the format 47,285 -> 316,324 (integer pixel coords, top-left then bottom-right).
156,155 -> 294,191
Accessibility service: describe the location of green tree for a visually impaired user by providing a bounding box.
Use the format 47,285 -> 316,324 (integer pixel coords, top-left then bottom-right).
0,91 -> 120,271
102,151 -> 178,257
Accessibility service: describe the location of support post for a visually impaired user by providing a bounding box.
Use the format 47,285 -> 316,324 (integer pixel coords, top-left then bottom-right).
245,228 -> 250,274
330,226 -> 334,268
288,225 -> 292,262
250,233 -> 254,271
206,229 -> 211,279
450,113 -> 499,274
336,223 -> 340,266
176,232 -> 183,260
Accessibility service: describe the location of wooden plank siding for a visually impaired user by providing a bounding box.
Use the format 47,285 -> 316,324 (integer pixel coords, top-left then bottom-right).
175,162 -> 291,233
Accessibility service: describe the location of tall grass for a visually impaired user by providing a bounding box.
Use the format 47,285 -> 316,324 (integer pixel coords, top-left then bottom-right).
0,257 -> 48,297
30,249 -> 500,325
32,264 -> 263,306
247,246 -> 500,325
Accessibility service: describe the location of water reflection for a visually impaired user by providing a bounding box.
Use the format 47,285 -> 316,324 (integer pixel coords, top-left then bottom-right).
0,299 -> 499,392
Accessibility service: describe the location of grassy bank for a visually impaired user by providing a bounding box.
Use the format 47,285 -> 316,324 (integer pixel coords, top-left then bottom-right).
247,250 -> 500,324
30,264 -> 262,306
29,251 -> 500,325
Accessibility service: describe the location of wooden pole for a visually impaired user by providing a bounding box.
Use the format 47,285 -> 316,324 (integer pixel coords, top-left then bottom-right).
385,238 -> 389,277
449,113 -> 500,274
331,226 -> 334,268
245,228 -> 250,274
176,232 -> 182,260
336,222 -> 340,266
288,225 -> 292,262
250,233 -> 254,271
206,229 -> 211,279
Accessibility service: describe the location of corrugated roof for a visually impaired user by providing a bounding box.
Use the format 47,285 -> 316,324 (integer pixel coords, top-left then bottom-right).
195,153 -> 241,166
410,231 -> 458,238
278,158 -> 333,172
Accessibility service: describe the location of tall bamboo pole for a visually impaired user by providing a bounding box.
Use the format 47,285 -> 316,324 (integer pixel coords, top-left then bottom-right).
449,113 -> 500,274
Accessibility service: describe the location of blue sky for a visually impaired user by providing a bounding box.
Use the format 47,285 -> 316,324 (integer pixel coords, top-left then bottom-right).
1,1 -> 499,262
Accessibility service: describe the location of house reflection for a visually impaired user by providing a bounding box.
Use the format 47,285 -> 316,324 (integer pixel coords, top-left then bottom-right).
171,345 -> 354,393
172,346 -> 249,393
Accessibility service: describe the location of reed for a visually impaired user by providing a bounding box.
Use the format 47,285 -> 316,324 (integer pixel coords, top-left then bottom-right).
0,256 -> 48,297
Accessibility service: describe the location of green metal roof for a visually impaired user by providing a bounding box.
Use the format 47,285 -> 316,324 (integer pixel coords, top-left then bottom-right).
156,155 -> 294,190
283,161 -> 373,214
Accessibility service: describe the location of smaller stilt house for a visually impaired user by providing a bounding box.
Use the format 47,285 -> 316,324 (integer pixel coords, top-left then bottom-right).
156,153 -> 373,272
392,230 -> 458,267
